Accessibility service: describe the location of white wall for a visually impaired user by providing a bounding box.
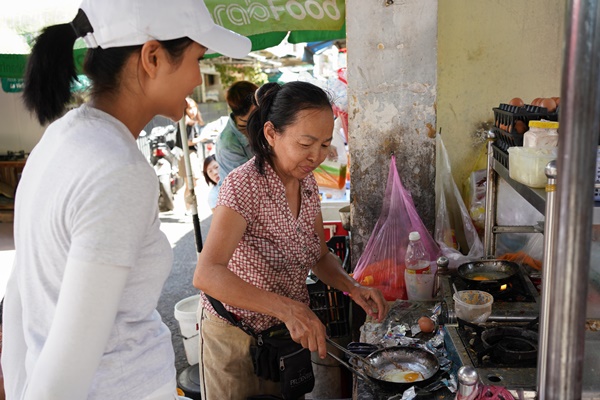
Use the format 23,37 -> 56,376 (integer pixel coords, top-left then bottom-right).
0,90 -> 45,153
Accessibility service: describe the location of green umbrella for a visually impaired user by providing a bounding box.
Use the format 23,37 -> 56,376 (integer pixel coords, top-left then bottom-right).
0,0 -> 346,79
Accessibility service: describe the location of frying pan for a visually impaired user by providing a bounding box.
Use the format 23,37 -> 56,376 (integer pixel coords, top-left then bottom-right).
457,259 -> 519,285
325,339 -> 440,391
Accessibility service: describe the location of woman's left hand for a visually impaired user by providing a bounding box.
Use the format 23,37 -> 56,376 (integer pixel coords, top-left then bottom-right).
348,285 -> 389,322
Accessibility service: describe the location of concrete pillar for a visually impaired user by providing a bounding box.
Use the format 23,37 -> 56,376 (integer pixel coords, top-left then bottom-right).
346,0 -> 438,266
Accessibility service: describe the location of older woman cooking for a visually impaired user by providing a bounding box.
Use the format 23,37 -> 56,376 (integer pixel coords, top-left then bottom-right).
193,81 -> 389,399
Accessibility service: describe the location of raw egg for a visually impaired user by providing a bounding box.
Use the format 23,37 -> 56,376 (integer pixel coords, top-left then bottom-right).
540,98 -> 557,113
418,316 -> 435,333
508,97 -> 524,107
514,120 -> 528,135
383,369 -> 424,383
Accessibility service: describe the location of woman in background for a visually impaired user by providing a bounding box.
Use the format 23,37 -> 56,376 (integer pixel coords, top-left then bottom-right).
177,97 -> 206,213
214,80 -> 258,188
203,154 -> 219,211
0,0 -> 250,398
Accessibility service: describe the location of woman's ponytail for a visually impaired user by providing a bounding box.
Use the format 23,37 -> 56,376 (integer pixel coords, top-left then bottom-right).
248,83 -> 281,174
23,23 -> 78,125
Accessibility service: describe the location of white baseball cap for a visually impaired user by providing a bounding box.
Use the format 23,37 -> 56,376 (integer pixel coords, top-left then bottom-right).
77,0 -> 251,59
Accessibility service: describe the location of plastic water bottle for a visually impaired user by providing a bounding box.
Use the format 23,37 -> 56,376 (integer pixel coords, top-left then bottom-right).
405,231 -> 431,273
404,231 -> 434,301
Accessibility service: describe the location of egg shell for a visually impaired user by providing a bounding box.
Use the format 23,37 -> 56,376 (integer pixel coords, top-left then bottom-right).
514,120 -> 528,135
540,98 -> 557,113
418,316 -> 435,333
509,97 -> 524,107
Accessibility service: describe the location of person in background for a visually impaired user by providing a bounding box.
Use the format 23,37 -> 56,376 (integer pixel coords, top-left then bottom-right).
193,81 -> 389,399
177,97 -> 205,213
0,0 -> 250,398
203,154 -> 219,211
214,80 -> 258,187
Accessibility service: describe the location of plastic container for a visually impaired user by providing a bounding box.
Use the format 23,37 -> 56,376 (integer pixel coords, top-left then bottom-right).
453,290 -> 494,323
405,271 -> 437,301
508,146 -> 558,188
174,294 -> 201,366
523,120 -> 559,148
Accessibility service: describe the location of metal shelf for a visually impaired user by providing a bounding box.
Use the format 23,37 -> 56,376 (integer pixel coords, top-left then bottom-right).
492,157 -> 600,224
492,158 -> 547,215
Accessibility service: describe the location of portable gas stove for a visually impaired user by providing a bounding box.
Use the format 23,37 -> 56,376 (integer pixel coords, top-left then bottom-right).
439,264 -> 541,390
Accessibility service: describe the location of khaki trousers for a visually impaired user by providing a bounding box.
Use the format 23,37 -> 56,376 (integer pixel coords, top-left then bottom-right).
198,307 -> 280,400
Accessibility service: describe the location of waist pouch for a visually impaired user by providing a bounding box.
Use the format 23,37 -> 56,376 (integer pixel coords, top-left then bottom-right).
250,323 -> 315,400
206,296 -> 315,400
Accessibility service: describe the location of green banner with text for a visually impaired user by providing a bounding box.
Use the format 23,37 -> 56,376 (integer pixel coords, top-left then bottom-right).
206,0 -> 345,36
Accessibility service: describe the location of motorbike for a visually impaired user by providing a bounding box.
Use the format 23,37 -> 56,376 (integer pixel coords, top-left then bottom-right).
145,125 -> 184,212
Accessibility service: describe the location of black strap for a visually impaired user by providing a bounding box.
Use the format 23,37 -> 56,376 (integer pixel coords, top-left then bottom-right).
205,294 -> 257,338
70,9 -> 94,38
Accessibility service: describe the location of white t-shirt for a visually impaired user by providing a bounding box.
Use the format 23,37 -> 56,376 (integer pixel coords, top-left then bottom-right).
3,105 -> 175,399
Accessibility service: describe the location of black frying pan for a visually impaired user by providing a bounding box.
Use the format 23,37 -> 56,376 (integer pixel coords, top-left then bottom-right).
326,339 -> 440,391
457,259 -> 519,285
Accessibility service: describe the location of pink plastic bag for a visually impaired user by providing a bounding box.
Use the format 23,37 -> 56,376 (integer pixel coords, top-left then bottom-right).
352,155 -> 441,301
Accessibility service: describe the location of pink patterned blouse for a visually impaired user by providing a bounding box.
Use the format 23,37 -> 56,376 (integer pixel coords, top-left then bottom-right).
199,158 -> 322,332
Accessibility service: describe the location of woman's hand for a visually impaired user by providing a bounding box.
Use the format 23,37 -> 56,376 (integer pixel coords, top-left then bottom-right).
348,285 -> 389,322
281,302 -> 328,359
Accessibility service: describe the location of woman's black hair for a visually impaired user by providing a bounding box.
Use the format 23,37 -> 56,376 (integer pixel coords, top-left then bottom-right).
247,81 -> 333,174
203,154 -> 218,186
226,81 -> 258,117
23,10 -> 193,125
23,23 -> 79,125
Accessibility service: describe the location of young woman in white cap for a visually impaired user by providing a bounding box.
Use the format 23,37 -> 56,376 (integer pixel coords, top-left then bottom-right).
1,1 -> 250,399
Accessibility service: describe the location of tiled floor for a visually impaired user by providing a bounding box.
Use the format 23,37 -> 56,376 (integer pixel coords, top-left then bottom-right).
0,221 -> 14,300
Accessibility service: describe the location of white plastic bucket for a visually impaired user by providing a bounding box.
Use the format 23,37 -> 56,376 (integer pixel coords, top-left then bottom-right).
174,294 -> 201,365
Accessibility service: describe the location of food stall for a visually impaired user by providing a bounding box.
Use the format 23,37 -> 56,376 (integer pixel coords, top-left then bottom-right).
341,0 -> 600,398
